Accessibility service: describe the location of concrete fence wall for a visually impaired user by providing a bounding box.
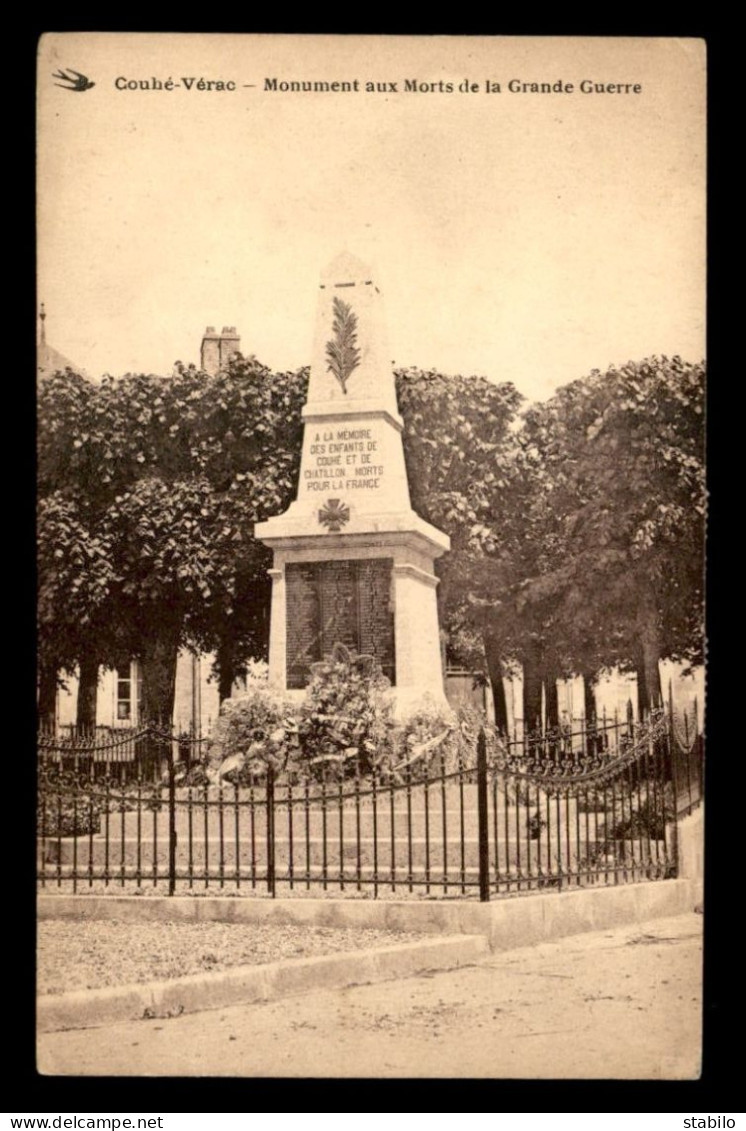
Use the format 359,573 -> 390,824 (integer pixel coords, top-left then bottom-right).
38,875 -> 698,953
676,805 -> 704,904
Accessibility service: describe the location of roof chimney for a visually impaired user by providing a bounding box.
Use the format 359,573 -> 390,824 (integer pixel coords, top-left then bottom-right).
201,324 -> 241,376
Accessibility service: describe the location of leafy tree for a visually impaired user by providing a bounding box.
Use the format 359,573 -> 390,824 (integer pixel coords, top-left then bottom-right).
516,356 -> 705,714
37,359 -> 308,724
396,357 -> 704,729
36,491 -> 117,726
396,365 -> 588,730
175,357 -> 307,699
37,370 -> 126,725
395,367 -> 526,728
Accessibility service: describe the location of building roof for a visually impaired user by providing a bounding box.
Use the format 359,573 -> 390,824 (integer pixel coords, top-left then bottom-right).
37,305 -> 87,380
37,340 -> 87,380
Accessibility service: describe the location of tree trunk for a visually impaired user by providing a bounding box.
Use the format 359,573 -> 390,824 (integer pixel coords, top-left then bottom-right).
582,671 -> 597,723
483,628 -> 509,734
544,662 -> 560,731
76,655 -> 100,729
254,574 -> 272,662
637,619 -> 664,714
639,625 -> 663,713
139,628 -> 180,726
37,661 -> 58,729
635,654 -> 650,719
522,641 -> 543,732
635,590 -> 663,718
582,670 -> 599,755
217,636 -> 238,704
492,675 -> 509,735
218,661 -> 237,704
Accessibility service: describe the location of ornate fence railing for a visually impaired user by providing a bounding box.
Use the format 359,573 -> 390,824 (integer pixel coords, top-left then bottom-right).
37,706 -> 701,900
667,697 -> 704,819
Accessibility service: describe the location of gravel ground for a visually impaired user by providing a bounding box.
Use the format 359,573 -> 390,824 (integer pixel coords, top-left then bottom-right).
38,883 -> 486,900
38,913 -> 703,1078
37,920 -> 429,996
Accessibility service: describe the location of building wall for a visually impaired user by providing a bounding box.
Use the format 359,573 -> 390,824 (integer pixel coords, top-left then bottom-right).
53,653 -> 704,736
55,651 -> 221,731
444,670 -> 495,722
496,659 -> 704,736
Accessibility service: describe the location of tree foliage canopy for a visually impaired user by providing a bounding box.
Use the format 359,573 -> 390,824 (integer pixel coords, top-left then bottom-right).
517,356 -> 705,707
38,352 -> 705,727
37,359 -> 308,721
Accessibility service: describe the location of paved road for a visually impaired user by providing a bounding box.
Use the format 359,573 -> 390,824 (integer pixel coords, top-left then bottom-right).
38,912 -> 702,1079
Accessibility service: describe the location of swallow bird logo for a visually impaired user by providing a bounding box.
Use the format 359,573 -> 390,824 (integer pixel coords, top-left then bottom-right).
53,68 -> 95,92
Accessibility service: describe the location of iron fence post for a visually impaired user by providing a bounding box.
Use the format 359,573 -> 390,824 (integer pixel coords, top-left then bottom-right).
168,740 -> 177,896
694,697 -> 704,805
477,729 -> 490,902
667,685 -> 680,878
266,762 -> 276,897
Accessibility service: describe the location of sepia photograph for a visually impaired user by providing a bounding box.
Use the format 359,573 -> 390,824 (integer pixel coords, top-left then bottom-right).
36,33 -> 706,1079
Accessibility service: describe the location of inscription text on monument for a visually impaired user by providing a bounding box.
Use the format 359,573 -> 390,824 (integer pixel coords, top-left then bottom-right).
285,558 -> 395,689
304,426 -> 385,493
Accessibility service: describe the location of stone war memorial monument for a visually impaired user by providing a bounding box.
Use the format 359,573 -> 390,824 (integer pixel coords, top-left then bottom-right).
256,253 -> 450,712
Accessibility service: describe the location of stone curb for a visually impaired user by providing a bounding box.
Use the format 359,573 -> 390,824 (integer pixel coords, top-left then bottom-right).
37,933 -> 489,1034
38,878 -> 695,942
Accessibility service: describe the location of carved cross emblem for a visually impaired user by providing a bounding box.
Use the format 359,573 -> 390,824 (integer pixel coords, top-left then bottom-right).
318,498 -> 350,532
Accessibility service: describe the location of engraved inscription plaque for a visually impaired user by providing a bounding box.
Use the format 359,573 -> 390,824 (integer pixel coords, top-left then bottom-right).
286,559 -> 395,688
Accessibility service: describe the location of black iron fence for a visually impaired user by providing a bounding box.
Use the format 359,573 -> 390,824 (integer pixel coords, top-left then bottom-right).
37,705 -> 702,900
37,722 -> 208,782
667,697 -> 704,819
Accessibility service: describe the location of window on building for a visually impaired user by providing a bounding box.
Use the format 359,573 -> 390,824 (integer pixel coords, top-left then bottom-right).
115,655 -> 132,720
114,654 -> 141,722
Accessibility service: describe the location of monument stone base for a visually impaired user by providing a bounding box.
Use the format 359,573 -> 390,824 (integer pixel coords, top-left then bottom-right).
263,528 -> 449,716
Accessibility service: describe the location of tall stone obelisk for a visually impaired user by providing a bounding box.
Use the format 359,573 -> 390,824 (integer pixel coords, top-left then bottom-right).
256,252 -> 450,712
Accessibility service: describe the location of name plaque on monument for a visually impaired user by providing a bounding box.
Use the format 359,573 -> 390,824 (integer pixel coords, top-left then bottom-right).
286,558 -> 395,689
